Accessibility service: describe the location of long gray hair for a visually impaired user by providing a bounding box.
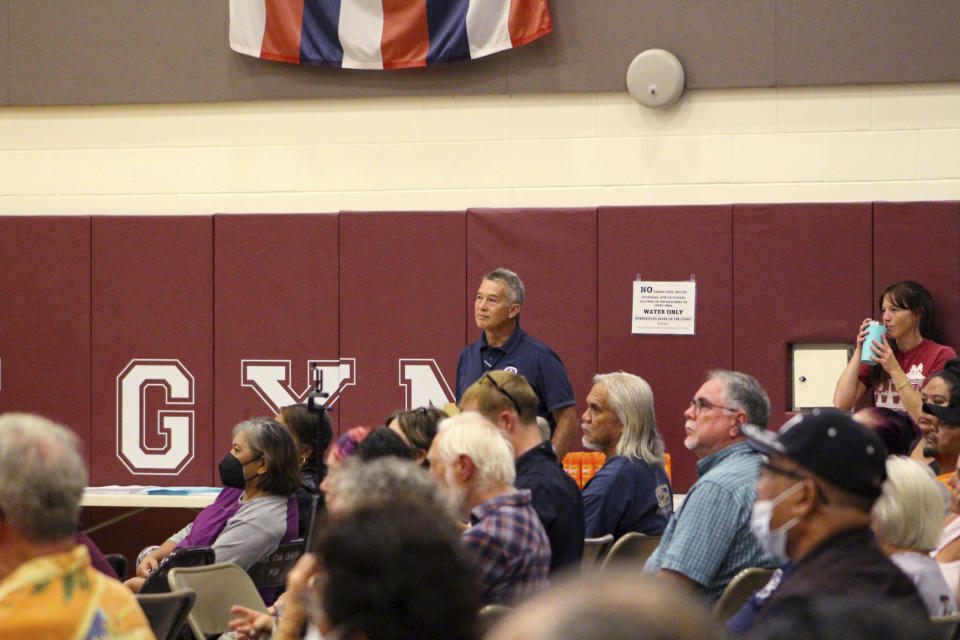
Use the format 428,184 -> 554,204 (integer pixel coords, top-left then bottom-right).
594,372 -> 665,466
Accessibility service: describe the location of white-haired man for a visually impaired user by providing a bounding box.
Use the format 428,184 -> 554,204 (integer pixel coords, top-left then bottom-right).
0,412 -> 153,638
428,412 -> 550,604
580,372 -> 673,539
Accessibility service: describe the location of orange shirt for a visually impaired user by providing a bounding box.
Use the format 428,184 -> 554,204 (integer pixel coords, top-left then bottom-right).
0,546 -> 153,640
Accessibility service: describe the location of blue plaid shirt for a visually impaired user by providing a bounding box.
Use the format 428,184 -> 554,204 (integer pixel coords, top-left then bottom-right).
463,489 -> 551,604
644,441 -> 780,603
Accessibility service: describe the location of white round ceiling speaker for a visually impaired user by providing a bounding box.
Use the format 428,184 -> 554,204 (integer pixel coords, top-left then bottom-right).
626,49 -> 685,108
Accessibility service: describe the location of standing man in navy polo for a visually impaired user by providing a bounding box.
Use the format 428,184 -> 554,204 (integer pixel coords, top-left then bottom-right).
456,268 -> 579,459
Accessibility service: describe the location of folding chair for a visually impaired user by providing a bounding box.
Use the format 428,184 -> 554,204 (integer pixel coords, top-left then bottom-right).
477,604 -> 513,637
140,546 -> 215,594
168,563 -> 267,640
930,611 -> 960,640
105,553 -> 128,580
136,589 -> 195,640
599,532 -> 661,570
581,534 -> 614,572
247,538 -> 305,605
712,567 -> 776,622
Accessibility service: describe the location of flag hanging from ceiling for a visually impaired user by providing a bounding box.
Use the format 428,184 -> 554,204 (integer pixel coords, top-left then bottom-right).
229,0 -> 552,70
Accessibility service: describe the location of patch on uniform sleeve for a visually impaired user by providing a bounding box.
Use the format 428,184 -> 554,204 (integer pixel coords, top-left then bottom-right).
655,484 -> 672,514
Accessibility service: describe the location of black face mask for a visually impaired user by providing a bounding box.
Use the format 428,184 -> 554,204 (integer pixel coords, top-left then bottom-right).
219,453 -> 259,489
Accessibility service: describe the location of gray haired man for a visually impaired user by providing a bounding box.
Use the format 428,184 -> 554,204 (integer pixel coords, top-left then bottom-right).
455,267 -> 579,458
0,412 -> 153,637
644,370 -> 781,603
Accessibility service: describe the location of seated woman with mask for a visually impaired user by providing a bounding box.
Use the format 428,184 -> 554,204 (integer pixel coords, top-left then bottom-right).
125,417 -> 300,593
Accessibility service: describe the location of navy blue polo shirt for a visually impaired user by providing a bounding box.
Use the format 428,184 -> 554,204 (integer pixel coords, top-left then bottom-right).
582,455 -> 673,539
455,324 -> 575,427
515,441 -> 585,573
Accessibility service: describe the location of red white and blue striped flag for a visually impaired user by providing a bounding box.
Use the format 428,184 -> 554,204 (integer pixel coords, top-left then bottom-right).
230,0 -> 552,70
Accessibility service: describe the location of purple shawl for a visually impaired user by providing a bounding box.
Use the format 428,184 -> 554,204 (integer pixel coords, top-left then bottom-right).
175,486 -> 244,549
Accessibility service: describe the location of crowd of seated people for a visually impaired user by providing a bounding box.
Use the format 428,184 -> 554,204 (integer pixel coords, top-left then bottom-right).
5,275 -> 960,639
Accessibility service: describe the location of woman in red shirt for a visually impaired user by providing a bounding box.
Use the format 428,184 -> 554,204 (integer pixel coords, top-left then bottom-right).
834,281 -> 955,423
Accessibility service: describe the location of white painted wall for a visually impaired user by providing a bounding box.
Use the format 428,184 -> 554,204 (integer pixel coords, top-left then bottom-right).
1,82 -> 958,215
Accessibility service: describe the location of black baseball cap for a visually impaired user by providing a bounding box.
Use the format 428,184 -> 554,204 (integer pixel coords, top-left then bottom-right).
743,408 -> 887,500
923,402 -> 960,426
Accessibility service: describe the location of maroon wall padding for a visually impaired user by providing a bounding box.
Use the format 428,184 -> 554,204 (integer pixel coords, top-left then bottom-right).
213,213 -> 341,455
91,216 -> 214,485
465,208 -> 598,434
337,211 -> 466,433
3,203 -> 958,492
597,206 -> 734,492
6,202 -> 959,569
0,216 -> 92,460
732,203 -> 874,429
873,201 -> 960,353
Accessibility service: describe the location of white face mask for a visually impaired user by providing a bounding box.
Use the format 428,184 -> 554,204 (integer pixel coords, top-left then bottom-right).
750,482 -> 804,562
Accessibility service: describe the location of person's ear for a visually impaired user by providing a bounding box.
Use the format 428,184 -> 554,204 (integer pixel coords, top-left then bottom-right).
498,410 -> 516,434
507,303 -> 521,319
456,454 -> 475,482
729,413 -> 746,438
792,479 -> 820,516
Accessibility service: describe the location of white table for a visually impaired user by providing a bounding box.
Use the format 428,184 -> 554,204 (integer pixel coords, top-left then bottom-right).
81,488 -> 219,534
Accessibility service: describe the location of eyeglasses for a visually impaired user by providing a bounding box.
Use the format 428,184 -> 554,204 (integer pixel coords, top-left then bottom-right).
481,373 -> 522,414
689,397 -> 740,416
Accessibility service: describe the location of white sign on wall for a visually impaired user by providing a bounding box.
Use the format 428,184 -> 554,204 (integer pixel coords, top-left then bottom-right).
631,280 -> 696,335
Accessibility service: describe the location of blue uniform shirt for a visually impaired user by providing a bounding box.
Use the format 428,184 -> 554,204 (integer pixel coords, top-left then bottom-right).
582,455 -> 673,539
456,324 -> 575,428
